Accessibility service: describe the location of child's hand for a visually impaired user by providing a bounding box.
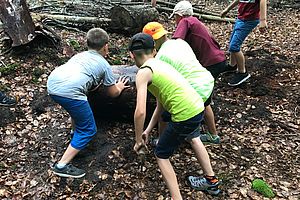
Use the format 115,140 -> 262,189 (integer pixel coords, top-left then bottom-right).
134,142 -> 147,154
259,20 -> 268,33
116,76 -> 130,91
142,131 -> 149,144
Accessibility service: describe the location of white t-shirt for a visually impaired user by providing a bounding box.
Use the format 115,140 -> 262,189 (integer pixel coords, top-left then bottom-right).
47,50 -> 115,101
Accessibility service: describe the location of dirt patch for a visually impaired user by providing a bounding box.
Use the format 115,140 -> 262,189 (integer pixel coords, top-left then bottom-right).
0,107 -> 24,127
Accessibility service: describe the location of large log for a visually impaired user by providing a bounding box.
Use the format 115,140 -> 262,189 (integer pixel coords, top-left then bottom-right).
0,0 -> 36,46
109,5 -> 159,34
88,65 -> 156,121
31,13 -> 111,29
156,6 -> 235,23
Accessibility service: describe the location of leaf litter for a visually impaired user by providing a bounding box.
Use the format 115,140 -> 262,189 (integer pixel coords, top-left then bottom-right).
0,2 -> 299,200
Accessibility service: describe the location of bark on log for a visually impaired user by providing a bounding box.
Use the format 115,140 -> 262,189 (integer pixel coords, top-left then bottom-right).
31,13 -> 111,25
88,65 -> 156,121
109,5 -> 159,34
157,7 -> 235,23
0,0 -> 36,46
197,14 -> 236,23
156,0 -> 219,16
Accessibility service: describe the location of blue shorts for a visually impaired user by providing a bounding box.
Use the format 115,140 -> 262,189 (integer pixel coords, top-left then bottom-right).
229,19 -> 259,52
50,95 -> 97,150
155,112 -> 204,159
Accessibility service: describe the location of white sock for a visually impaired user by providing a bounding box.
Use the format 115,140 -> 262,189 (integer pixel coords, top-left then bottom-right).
56,163 -> 66,169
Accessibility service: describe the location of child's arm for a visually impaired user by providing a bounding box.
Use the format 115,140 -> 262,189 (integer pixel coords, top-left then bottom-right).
220,0 -> 239,18
142,100 -> 163,143
134,68 -> 152,153
259,0 -> 268,32
106,76 -> 129,97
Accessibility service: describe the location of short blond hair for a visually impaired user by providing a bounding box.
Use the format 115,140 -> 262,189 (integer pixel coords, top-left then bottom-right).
86,28 -> 109,50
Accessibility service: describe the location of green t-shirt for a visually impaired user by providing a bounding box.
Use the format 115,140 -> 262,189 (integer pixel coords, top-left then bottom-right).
142,58 -> 204,122
156,39 -> 214,103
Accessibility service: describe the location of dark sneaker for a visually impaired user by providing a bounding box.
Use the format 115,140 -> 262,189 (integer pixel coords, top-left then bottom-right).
200,132 -> 220,144
228,72 -> 251,86
188,176 -> 221,195
53,163 -> 85,178
0,93 -> 16,106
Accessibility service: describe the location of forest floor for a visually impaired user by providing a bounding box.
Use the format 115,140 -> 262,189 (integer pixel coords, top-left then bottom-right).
0,3 -> 299,200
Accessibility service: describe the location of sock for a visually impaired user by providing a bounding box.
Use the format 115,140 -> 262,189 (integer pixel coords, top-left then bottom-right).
211,134 -> 218,139
56,163 -> 67,169
207,132 -> 218,139
205,175 -> 218,184
228,64 -> 237,68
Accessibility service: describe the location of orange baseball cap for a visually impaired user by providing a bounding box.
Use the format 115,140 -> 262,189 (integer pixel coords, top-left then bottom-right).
142,22 -> 169,40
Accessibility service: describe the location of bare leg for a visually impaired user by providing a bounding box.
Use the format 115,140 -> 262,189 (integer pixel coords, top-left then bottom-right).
157,157 -> 182,200
58,144 -> 80,164
229,52 -> 237,66
204,105 -> 217,136
232,51 -> 246,73
151,0 -> 156,7
158,121 -> 167,136
189,137 -> 214,176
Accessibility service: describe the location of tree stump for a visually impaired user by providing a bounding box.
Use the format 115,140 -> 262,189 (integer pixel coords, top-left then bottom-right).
88,65 -> 156,121
0,0 -> 36,46
109,5 -> 159,34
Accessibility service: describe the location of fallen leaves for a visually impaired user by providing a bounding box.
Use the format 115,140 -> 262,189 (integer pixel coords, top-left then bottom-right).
0,3 -> 299,200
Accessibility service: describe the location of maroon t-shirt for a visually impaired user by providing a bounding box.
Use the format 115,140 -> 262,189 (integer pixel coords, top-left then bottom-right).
238,0 -> 260,20
173,16 -> 225,67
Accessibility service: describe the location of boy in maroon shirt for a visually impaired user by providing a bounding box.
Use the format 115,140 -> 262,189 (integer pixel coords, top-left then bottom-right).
221,0 -> 267,86
170,0 -> 235,143
171,1 -> 234,79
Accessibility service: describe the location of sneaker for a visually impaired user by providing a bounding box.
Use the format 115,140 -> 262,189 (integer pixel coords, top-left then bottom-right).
0,93 -> 16,106
228,72 -> 251,86
200,132 -> 221,144
53,163 -> 86,178
188,176 -> 221,195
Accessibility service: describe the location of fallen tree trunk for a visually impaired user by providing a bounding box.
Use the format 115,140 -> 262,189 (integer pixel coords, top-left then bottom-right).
156,0 -> 216,15
31,4 -> 159,34
198,14 -> 236,23
0,0 -> 36,46
109,5 -> 159,34
157,7 -> 235,23
31,13 -> 111,26
88,65 -> 156,121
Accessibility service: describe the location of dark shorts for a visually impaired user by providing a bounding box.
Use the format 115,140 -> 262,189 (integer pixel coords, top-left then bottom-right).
50,94 -> 97,150
204,60 -> 228,106
229,19 -> 259,52
206,60 -> 227,79
204,93 -> 212,107
155,112 -> 204,159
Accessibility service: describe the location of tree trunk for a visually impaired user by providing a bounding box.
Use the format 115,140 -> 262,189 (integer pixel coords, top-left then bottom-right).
0,0 -> 36,47
31,13 -> 111,28
109,5 -> 159,34
88,65 -> 156,121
